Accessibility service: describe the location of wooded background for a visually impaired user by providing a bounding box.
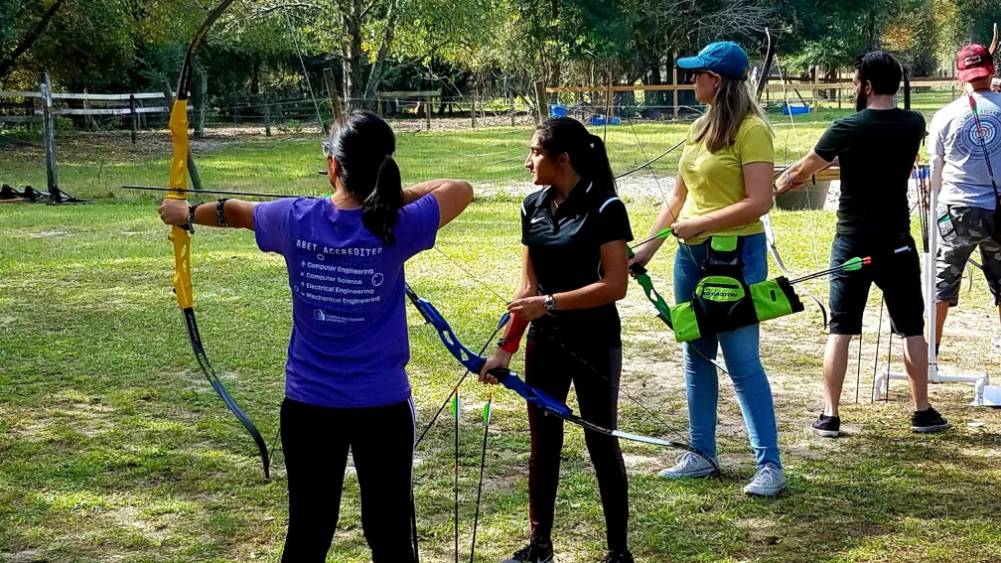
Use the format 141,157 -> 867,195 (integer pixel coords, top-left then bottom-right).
1,0 -> 999,122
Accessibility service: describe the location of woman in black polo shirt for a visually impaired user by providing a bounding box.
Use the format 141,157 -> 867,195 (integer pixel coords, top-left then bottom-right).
479,117 -> 634,563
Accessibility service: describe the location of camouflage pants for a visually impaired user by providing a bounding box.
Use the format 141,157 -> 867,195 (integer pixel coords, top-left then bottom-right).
935,204 -> 1001,306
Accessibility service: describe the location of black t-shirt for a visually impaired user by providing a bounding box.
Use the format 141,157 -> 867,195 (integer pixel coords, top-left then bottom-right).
814,108 -> 925,238
521,180 -> 633,346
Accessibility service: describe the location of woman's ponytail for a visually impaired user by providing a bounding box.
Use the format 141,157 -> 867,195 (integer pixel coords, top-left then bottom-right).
327,110 -> 404,244
362,155 -> 403,244
586,134 -> 617,195
534,117 -> 617,194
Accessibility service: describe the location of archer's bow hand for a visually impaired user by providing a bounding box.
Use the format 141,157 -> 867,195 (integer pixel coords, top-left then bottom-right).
628,248 -> 653,274
159,199 -> 191,226
479,350 -> 512,385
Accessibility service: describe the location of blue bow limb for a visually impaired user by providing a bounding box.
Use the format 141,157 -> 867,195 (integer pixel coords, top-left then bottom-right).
489,369 -> 573,418
405,283 -> 501,374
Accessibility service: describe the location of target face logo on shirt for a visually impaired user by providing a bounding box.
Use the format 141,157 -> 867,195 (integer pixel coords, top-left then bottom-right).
963,111 -> 1001,158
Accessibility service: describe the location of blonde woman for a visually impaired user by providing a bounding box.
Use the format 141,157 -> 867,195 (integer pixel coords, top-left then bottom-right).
630,41 -> 784,496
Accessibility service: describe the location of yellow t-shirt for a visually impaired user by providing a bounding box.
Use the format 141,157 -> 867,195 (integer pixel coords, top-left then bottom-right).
677,114 -> 773,244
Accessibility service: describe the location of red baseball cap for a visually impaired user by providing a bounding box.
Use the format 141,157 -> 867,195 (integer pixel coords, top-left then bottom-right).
957,44 -> 995,82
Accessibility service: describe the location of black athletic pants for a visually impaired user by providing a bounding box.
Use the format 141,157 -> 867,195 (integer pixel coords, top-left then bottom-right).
524,336 -> 629,552
280,396 -> 417,563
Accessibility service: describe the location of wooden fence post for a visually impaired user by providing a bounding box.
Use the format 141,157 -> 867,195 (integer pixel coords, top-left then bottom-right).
39,72 -> 59,199
837,68 -> 842,109
138,96 -> 147,130
812,65 -> 819,110
130,94 -> 138,144
323,68 -> 344,120
39,72 -> 61,202
534,80 -> 547,123
471,91 -> 477,129
264,98 -> 272,137
192,66 -> 208,138
672,54 -> 679,119
82,88 -> 97,131
424,97 -> 432,130
605,70 -> 613,120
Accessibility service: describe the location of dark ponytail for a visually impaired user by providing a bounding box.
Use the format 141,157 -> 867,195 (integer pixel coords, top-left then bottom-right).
534,117 -> 617,194
328,110 -> 403,244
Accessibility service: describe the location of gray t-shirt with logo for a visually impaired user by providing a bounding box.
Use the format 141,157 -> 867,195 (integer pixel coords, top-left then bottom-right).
928,91 -> 1001,210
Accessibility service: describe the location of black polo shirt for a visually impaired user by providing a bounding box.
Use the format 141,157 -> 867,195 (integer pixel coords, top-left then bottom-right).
521,180 -> 633,346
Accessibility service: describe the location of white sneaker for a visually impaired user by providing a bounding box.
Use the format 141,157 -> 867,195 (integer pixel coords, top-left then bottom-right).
656,451 -> 719,479
743,463 -> 785,496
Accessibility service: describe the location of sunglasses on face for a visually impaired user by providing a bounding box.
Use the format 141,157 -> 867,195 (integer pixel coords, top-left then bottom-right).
321,141 -> 333,158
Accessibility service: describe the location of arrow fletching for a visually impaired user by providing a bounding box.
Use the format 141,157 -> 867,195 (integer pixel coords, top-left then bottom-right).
629,227 -> 673,252
842,257 -> 864,272
482,394 -> 493,424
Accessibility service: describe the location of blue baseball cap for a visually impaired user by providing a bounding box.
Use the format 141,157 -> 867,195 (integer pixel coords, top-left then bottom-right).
677,41 -> 749,80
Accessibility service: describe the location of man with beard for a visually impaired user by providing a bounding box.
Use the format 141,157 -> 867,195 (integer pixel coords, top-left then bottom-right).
774,51 -> 950,437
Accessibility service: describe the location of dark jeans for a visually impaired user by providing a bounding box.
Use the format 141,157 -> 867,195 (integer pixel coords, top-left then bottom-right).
523,335 -> 629,552
280,397 -> 416,563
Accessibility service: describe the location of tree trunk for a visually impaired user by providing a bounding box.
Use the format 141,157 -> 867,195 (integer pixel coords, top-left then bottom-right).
251,58 -> 260,96
646,60 -> 663,110
341,2 -> 365,109
549,0 -> 561,87
362,0 -> 399,105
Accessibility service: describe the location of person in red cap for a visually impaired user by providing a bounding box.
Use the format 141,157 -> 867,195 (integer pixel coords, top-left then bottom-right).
927,43 -> 1001,355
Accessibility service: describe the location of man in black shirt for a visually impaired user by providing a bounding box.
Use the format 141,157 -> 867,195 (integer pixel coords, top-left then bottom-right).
775,51 -> 949,437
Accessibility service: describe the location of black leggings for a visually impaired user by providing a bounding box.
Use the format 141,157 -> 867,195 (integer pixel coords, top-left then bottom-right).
524,336 -> 629,552
280,397 -> 417,563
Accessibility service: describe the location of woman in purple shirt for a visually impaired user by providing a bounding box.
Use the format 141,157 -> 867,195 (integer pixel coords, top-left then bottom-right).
159,110 -> 473,562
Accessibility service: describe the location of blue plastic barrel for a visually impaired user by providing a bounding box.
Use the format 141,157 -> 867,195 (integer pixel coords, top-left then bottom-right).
782,103 -> 811,116
589,115 -> 620,126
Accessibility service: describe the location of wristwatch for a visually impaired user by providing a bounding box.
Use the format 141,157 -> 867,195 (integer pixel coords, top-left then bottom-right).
544,294 -> 557,316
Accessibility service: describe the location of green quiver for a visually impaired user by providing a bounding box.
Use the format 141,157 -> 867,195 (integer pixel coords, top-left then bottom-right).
750,276 -> 804,322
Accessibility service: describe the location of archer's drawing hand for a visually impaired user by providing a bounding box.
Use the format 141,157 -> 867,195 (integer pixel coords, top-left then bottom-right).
507,296 -> 547,321
669,218 -> 705,241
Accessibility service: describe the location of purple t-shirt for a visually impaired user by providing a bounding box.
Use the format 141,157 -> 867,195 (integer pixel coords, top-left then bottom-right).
254,195 -> 440,408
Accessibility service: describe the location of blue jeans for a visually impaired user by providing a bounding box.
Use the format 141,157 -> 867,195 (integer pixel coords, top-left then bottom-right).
672,233 -> 782,468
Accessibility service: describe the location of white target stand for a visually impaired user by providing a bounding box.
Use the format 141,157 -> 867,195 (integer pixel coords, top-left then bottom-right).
873,170 -> 992,405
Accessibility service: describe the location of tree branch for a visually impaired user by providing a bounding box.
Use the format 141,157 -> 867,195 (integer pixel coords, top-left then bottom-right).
0,0 -> 69,81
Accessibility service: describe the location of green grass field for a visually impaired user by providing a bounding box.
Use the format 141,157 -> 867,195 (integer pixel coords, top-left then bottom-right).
2,99 -> 1000,562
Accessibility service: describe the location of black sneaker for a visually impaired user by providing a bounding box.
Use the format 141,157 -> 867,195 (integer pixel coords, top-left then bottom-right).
911,406 -> 950,433
811,413 -> 841,437
502,540 -> 554,563
599,549 -> 634,563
